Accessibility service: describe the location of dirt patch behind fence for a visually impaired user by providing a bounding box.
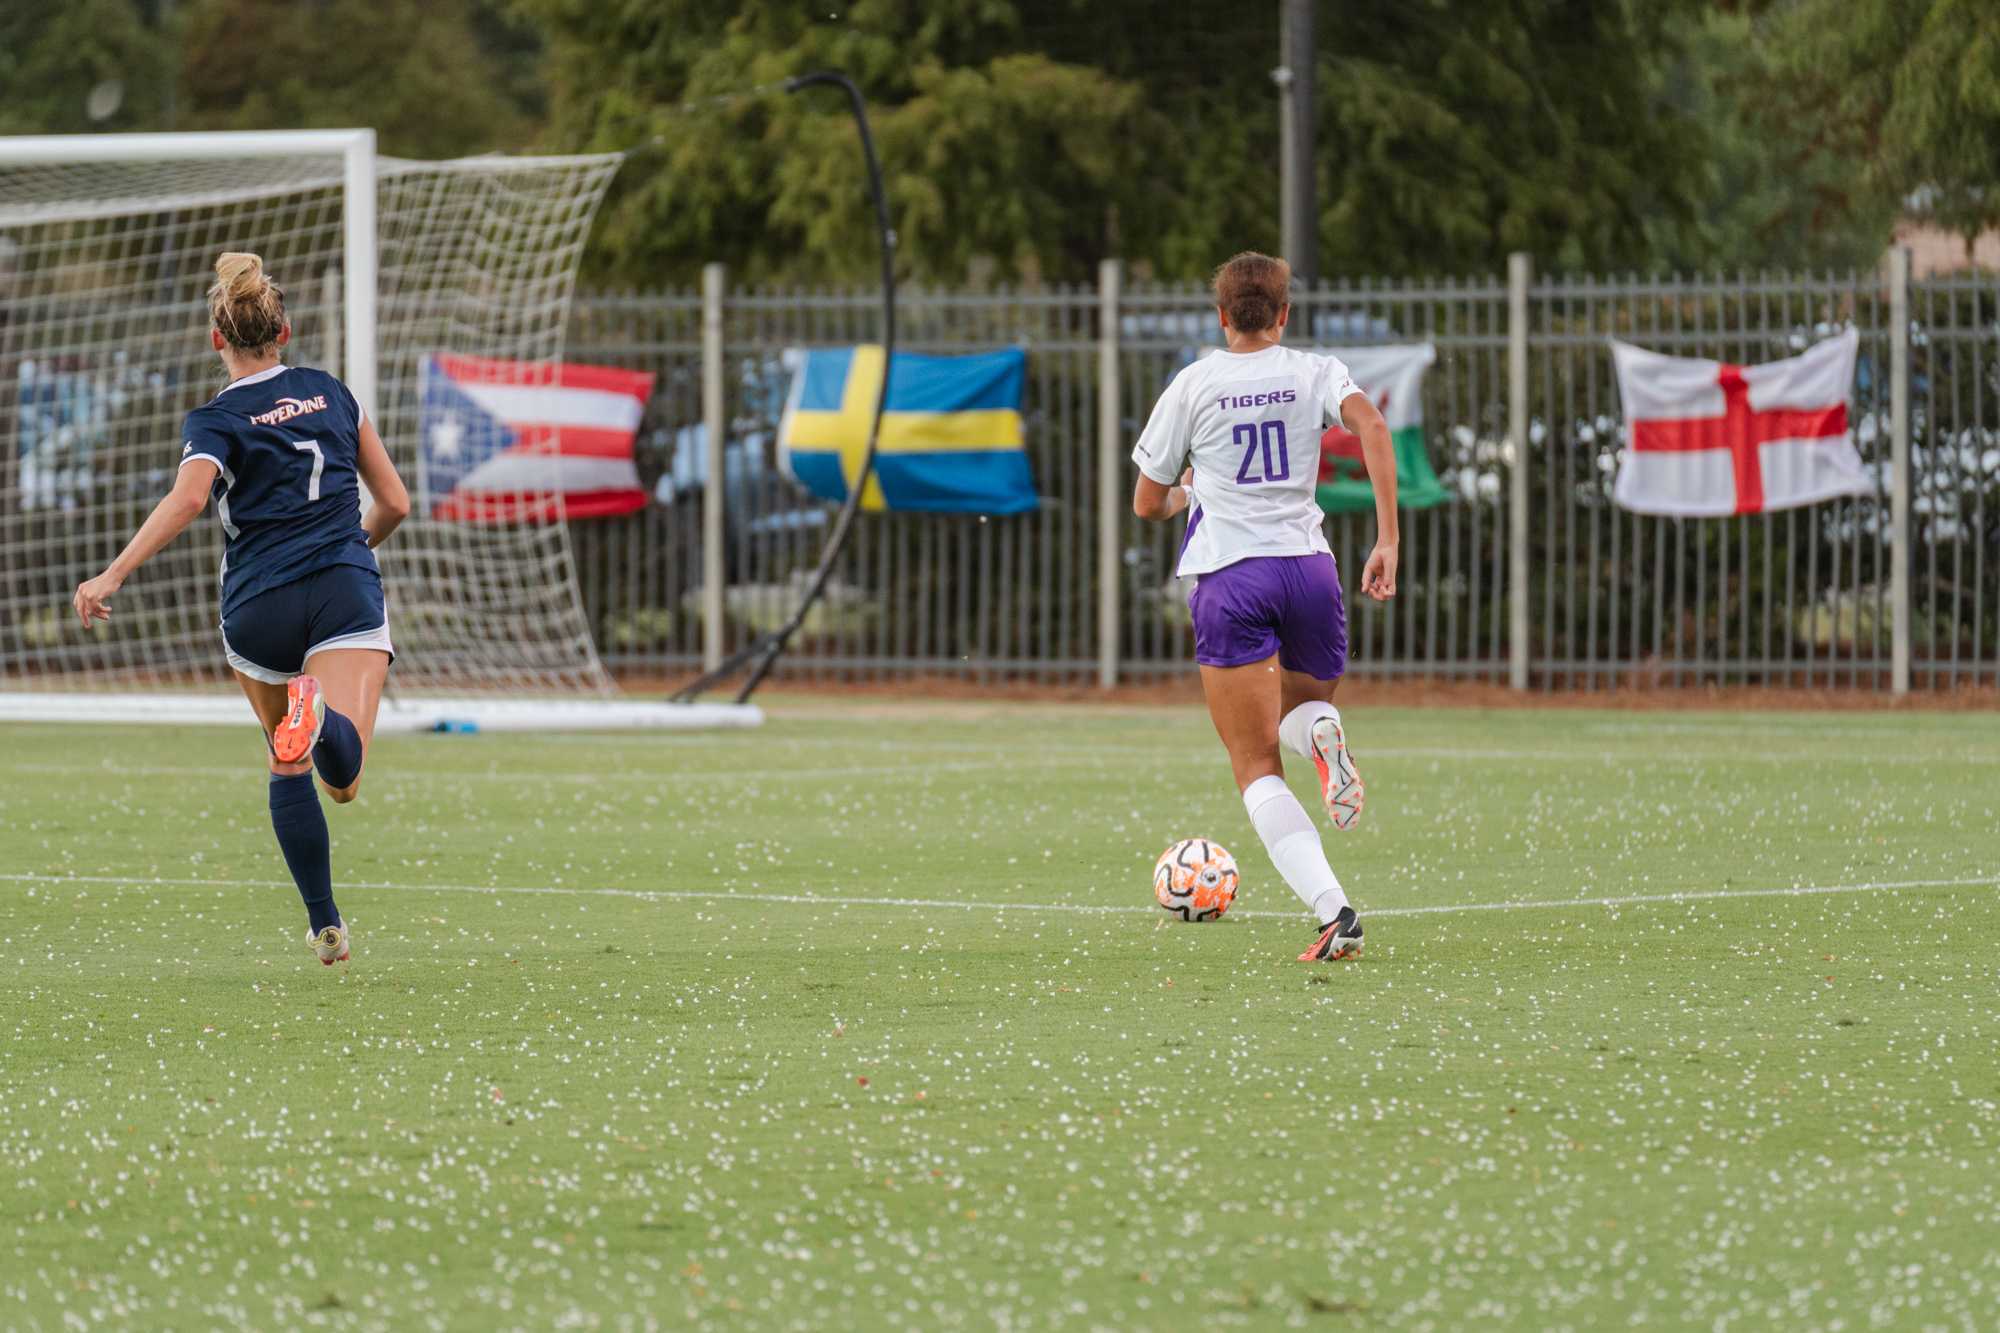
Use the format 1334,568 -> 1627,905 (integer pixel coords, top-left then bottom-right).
614,669 -> 2000,714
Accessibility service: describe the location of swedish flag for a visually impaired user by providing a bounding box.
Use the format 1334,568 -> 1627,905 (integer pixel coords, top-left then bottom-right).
778,346 -> 1038,514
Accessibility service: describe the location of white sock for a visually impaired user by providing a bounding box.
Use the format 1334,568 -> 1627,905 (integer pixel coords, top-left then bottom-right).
1242,774 -> 1349,925
1278,700 -> 1341,761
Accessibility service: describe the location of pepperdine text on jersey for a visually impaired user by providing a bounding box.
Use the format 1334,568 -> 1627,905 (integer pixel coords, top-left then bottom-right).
248,395 -> 329,427
1216,389 -> 1298,410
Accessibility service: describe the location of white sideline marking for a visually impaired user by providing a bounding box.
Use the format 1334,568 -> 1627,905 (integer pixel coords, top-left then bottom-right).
1369,747 -> 1999,766
3,756 -> 1134,786
9,741 -> 1995,787
1,871 -> 1993,923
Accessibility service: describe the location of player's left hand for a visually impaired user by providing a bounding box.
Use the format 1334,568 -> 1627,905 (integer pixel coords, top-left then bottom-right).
1361,542 -> 1398,601
73,571 -> 122,627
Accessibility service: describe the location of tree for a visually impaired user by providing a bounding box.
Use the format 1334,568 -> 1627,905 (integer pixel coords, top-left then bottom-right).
176,0 -> 542,158
1311,1 -> 1715,277
1646,6 -> 1896,273
0,1 -> 177,135
1755,0 -> 2000,247
525,0 -> 1733,285
0,0 -> 540,158
523,0 -> 1179,285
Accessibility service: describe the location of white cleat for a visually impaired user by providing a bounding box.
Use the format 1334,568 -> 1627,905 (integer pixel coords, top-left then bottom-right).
310,920 -> 350,966
1309,711 -> 1365,831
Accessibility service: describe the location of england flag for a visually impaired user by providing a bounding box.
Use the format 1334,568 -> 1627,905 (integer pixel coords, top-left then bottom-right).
1610,331 -> 1868,517
420,355 -> 657,523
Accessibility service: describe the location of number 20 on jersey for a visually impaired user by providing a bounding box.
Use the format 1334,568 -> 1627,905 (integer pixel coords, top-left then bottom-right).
1231,421 -> 1290,485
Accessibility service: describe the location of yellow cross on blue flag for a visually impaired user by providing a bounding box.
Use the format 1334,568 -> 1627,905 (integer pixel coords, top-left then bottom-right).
777,345 -> 1037,513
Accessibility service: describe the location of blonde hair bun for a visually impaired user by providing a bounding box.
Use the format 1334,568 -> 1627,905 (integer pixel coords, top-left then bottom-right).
214,251 -> 267,300
208,251 -> 286,353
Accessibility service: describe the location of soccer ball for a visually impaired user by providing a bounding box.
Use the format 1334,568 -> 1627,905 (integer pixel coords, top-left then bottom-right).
1153,838 -> 1239,922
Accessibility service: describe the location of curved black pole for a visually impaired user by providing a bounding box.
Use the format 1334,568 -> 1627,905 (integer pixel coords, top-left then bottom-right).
670,71 -> 894,705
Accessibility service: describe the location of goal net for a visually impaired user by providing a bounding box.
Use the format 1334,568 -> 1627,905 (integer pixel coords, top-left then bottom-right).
0,131 -> 633,704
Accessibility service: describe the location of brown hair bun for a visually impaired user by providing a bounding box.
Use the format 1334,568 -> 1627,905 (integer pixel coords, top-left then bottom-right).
1212,251 -> 1291,335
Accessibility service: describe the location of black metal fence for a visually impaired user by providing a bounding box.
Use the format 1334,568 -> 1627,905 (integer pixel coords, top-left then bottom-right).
563,266 -> 1999,690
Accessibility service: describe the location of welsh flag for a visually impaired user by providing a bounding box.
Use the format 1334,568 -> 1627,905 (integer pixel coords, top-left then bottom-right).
1611,331 -> 1868,516
1315,343 -> 1450,513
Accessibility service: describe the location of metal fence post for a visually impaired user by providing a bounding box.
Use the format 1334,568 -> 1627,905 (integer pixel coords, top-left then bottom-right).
1097,259 -> 1122,689
1888,246 -> 1912,696
1507,252 -> 1531,691
701,262 -> 726,673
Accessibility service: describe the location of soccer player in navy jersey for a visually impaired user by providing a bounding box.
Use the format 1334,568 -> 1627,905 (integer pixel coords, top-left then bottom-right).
1130,253 -> 1399,963
73,252 -> 411,966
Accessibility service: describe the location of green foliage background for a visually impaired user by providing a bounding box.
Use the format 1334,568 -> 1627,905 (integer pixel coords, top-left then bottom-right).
4,0 -> 1997,283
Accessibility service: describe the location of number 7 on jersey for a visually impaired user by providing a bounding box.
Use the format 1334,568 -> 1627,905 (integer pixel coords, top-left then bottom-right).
290,438 -> 324,501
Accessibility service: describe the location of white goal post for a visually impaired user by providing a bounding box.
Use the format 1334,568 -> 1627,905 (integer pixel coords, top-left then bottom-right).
0,129 -> 760,732
0,128 -> 380,417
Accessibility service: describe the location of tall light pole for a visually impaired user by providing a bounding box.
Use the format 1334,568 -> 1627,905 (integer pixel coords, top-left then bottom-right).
1275,0 -> 1317,283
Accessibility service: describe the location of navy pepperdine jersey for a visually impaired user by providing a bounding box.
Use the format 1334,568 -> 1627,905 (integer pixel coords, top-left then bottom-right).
180,364 -> 378,618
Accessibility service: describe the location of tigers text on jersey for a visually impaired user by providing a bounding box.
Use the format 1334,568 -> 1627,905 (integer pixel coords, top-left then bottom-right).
180,364 -> 376,619
1130,345 -> 1363,577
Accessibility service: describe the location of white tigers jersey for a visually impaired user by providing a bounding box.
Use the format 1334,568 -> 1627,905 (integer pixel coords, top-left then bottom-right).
1130,345 -> 1364,577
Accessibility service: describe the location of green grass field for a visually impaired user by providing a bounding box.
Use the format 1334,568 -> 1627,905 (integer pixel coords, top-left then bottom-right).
3,700 -> 1998,1331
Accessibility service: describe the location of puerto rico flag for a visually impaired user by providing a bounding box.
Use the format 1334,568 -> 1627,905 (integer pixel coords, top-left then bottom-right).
420,355 -> 656,522
1611,331 -> 1868,517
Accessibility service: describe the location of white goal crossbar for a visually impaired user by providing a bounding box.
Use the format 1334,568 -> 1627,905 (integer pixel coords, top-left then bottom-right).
0,129 -> 379,420
0,129 -> 761,733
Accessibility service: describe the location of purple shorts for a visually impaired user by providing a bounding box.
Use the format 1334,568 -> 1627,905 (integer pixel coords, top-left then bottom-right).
1188,553 -> 1348,679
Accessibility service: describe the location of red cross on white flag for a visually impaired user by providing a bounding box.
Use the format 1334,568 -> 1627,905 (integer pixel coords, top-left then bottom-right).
1610,330 -> 1870,516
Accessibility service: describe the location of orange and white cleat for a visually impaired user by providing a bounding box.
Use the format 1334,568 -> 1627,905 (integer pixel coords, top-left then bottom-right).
1309,710 -> 1365,832
310,920 -> 350,965
271,674 -> 326,764
1297,906 -> 1364,962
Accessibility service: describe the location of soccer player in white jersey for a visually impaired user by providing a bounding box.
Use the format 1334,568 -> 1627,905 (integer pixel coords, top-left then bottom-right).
73,253 -> 411,966
1131,252 -> 1398,962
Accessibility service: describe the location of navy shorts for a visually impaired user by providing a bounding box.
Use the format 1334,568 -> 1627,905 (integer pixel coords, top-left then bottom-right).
1188,553 -> 1347,679
221,565 -> 395,684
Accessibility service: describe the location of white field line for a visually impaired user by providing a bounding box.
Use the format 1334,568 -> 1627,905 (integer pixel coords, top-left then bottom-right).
7,743 -> 1995,786
1,756 -> 1132,786
1,870 -> 1993,923
498,732 -> 1991,766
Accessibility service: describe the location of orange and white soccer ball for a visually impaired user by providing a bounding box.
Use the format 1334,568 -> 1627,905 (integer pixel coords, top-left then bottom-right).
1153,838 -> 1239,922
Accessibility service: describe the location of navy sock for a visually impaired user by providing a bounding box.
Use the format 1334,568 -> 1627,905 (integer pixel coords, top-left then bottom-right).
313,705 -> 364,790
269,771 -> 340,934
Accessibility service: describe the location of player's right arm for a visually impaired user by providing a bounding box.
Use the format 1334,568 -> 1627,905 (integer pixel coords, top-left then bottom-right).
1131,374 -> 1193,521
73,457 -> 217,626
355,414 -> 411,549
